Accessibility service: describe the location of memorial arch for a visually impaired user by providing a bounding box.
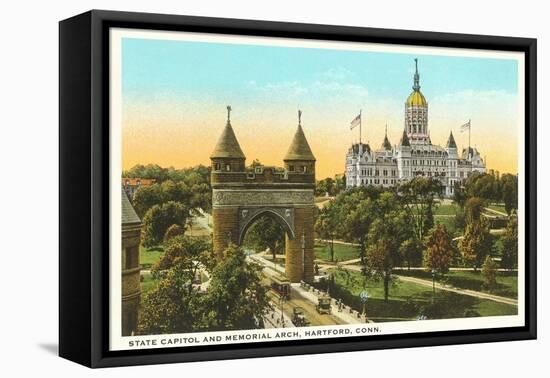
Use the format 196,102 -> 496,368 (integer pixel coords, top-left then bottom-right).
210,107 -> 316,282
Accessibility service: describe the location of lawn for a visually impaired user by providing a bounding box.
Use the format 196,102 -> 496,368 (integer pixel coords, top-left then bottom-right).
139,245 -> 164,269
434,215 -> 461,237
322,269 -> 517,322
433,203 -> 460,216
315,242 -> 359,262
393,269 -> 518,299
140,271 -> 159,296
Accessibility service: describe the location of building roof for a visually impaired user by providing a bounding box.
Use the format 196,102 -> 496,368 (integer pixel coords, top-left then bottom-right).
210,121 -> 246,159
121,187 -> 141,225
406,90 -> 427,107
399,129 -> 410,147
382,132 -> 391,151
284,124 -> 316,161
122,178 -> 156,186
446,131 -> 457,149
406,58 -> 428,107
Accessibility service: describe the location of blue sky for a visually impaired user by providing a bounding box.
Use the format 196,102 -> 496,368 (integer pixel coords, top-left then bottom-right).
122,38 -> 518,102
120,37 -> 520,176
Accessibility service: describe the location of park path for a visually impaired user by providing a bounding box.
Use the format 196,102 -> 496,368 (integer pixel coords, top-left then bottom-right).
319,264 -> 518,306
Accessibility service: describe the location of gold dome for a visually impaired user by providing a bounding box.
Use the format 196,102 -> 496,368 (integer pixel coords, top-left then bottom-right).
406,90 -> 427,107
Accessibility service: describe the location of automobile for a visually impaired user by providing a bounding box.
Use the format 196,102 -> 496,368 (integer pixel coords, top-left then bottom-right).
316,295 -> 332,315
292,307 -> 310,327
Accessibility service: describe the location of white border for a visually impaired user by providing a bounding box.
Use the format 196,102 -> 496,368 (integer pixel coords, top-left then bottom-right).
109,27 -> 526,351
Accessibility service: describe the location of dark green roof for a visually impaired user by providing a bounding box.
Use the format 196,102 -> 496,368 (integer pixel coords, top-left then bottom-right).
122,188 -> 141,225
210,122 -> 246,159
399,129 -> 410,147
382,134 -> 392,150
284,125 -> 316,161
446,131 -> 457,149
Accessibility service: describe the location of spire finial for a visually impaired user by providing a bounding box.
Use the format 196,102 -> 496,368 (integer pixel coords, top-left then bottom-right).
413,58 -> 420,91
385,124 -> 388,136
226,105 -> 232,124
298,109 -> 302,126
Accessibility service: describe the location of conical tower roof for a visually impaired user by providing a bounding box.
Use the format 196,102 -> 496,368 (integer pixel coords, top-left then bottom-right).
210,107 -> 245,159
284,115 -> 316,161
446,131 -> 457,149
399,129 -> 410,147
382,126 -> 392,150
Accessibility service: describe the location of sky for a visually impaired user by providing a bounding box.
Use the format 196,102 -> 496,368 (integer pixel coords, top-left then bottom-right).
121,36 -> 520,178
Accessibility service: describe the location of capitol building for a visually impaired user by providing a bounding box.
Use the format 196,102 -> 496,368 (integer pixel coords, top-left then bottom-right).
345,60 -> 486,197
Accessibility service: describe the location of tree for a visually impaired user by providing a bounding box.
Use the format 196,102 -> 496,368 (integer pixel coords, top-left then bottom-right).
315,177 -> 335,196
500,174 -> 518,216
399,237 -> 423,270
365,192 -> 409,301
464,196 -> 484,223
424,224 -> 454,275
242,215 -> 285,260
138,262 -> 205,335
481,255 -> 498,291
152,235 -> 213,281
141,201 -> 189,248
163,224 -> 185,243
452,181 -> 467,209
398,177 -> 443,240
315,205 -> 339,261
460,219 -> 492,271
132,184 -> 166,218
196,245 -> 270,331
501,217 -> 518,270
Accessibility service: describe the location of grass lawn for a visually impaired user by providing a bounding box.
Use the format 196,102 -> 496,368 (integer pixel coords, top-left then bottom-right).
394,269 -> 518,299
140,271 -> 159,296
324,269 -> 517,322
315,242 -> 359,262
433,203 -> 460,216
140,245 -> 164,269
433,215 -> 461,237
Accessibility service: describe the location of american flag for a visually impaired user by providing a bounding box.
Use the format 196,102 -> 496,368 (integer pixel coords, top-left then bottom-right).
460,120 -> 471,132
350,113 -> 361,130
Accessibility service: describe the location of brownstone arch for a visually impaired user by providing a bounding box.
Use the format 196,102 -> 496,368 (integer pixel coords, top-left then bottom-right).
210,107 -> 316,283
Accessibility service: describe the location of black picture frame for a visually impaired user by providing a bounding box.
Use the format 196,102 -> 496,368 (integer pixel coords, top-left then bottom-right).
59,9 -> 537,368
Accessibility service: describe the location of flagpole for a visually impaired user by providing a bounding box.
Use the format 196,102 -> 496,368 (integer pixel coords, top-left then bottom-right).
359,109 -> 362,145
468,118 -> 471,152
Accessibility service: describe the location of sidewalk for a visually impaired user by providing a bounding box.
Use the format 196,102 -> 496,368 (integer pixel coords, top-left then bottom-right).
292,283 -> 369,324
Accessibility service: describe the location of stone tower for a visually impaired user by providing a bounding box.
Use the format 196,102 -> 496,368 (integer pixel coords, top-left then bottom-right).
210,108 -> 316,282
121,188 -> 142,336
405,58 -> 429,144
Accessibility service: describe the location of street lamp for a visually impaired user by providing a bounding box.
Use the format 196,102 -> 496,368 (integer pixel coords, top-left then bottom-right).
301,229 -> 306,280
279,295 -> 286,328
360,290 -> 369,322
431,269 -> 436,303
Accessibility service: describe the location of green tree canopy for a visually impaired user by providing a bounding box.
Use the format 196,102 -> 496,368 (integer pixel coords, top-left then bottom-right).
242,215 -> 286,260
399,237 -> 424,270
501,217 -> 518,270
141,201 -> 189,248
365,192 -> 409,301
196,245 -> 270,331
398,177 -> 443,240
481,255 -> 498,290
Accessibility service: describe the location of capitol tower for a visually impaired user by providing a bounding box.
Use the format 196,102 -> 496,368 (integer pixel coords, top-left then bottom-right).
345,59 -> 486,197
405,58 -> 430,145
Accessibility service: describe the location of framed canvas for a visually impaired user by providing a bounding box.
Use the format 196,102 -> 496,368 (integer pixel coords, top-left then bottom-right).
59,10 -> 537,368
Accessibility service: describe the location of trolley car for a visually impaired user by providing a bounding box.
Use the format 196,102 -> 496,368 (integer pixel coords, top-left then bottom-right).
270,274 -> 291,300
